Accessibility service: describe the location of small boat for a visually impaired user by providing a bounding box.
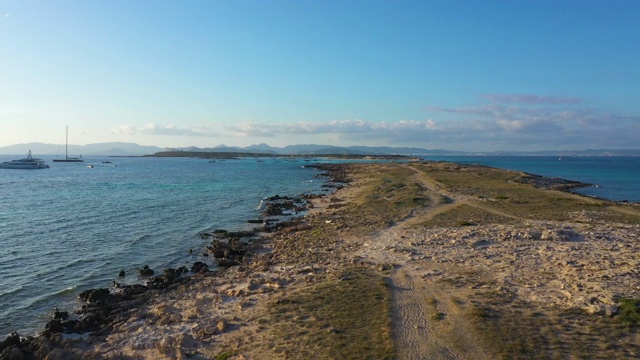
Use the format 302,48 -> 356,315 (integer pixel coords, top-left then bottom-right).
102,161 -> 112,164
0,150 -> 50,169
53,126 -> 84,162
87,164 -> 94,168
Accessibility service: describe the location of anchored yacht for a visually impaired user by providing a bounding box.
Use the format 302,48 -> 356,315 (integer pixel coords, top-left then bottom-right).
0,150 -> 50,169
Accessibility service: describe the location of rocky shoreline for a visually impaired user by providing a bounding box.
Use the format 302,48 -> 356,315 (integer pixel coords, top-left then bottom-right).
0,164 -> 349,360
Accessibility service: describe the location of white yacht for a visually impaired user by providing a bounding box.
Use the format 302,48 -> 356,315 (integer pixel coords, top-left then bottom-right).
0,150 -> 50,169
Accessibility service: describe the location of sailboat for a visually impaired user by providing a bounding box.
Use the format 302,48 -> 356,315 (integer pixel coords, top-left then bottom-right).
53,126 -> 84,162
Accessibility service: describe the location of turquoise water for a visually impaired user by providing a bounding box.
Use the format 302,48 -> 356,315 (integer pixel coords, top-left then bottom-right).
423,156 -> 640,203
0,156 -> 326,336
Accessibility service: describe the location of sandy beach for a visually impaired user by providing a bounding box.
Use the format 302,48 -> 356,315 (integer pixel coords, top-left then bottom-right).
2,161 -> 639,359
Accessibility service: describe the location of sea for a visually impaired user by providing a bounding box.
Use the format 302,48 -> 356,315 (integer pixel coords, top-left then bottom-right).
0,154 -> 639,337
0,155 -> 330,337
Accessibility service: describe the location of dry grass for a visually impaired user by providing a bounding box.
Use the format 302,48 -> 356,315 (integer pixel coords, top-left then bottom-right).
341,164 -> 433,232
266,267 -> 395,359
412,162 -> 640,226
421,203 -> 519,228
462,291 -> 640,359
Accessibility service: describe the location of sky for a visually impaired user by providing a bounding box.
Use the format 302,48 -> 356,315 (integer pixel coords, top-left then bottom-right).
1,0 -> 638,152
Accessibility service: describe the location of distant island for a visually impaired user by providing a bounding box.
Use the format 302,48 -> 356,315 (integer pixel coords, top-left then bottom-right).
1,142 -> 639,157
144,150 -> 413,160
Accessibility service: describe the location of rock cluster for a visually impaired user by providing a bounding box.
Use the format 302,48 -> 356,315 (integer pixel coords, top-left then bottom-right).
515,173 -> 590,192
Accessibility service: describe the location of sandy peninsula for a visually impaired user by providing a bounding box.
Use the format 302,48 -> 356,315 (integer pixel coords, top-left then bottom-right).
2,161 -> 639,359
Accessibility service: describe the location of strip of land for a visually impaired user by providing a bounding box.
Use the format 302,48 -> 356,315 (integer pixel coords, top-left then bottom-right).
3,161 -> 639,359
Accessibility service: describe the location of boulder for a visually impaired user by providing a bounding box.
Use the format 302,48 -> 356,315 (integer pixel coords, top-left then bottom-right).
52,309 -> 68,321
191,262 -> 209,273
0,332 -> 21,354
77,288 -> 110,303
139,265 -> 154,276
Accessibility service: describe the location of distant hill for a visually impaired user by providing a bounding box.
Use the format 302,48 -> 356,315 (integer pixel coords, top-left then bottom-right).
161,144 -> 454,155
2,142 -> 639,157
156,145 -> 640,157
0,142 -> 163,156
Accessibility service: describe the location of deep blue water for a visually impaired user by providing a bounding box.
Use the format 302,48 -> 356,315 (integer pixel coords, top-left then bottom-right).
0,156 -> 327,336
422,156 -> 640,203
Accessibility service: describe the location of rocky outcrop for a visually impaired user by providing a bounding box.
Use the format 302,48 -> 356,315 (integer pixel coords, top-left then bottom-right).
515,173 -> 591,192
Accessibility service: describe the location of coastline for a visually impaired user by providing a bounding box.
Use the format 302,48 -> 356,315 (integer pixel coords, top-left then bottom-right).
2,161 -> 639,359
0,163 -> 351,358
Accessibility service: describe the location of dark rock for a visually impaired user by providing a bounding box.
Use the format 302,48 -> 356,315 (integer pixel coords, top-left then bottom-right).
0,332 -> 21,354
44,320 -> 63,334
191,262 -> 209,273
52,309 -> 68,321
73,312 -> 102,333
218,259 -> 239,268
77,288 -> 110,303
118,270 -> 126,277
60,319 -> 78,333
139,265 -> 154,276
212,249 -> 225,259
162,268 -> 184,279
0,345 -> 24,360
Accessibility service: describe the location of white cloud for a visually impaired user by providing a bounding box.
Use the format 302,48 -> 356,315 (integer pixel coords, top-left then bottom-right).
230,122 -> 276,137
110,123 -> 217,137
138,123 -> 209,137
109,124 -> 136,135
107,94 -> 639,151
223,95 -> 638,150
484,94 -> 583,105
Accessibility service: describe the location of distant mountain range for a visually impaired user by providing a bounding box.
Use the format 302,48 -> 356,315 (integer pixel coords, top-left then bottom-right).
0,142 -> 164,156
1,142 -> 639,157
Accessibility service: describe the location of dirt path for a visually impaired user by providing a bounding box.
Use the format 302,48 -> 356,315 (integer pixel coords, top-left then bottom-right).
361,221 -> 490,360
390,266 -> 463,360
403,163 -> 523,223
353,164 -> 488,359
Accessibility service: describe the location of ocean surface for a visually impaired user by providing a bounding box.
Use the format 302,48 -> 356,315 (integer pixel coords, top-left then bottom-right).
0,156 -> 329,337
1,154 -> 638,337
423,156 -> 640,203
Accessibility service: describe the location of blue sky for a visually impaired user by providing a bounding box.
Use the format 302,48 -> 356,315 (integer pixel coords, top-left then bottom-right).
1,0 -> 638,151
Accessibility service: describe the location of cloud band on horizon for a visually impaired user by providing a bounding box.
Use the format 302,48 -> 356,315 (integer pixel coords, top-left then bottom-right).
110,94 -> 639,150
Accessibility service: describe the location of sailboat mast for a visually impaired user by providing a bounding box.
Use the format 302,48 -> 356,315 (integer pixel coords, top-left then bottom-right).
65,125 -> 68,160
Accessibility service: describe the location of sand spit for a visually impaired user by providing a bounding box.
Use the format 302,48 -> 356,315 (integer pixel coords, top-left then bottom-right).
2,162 -> 639,359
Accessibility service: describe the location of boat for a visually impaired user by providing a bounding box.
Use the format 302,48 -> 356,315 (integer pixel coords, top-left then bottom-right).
0,150 -> 50,169
53,126 -> 84,162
